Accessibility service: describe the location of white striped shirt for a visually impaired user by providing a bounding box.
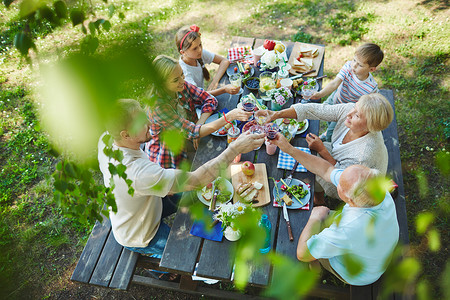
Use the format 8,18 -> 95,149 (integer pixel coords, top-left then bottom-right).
333,61 -> 379,104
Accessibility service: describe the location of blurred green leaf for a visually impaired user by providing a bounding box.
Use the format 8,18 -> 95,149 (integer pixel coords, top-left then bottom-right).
342,253 -> 363,276
366,176 -> 392,204
416,280 -> 430,300
70,9 -> 85,26
88,22 -> 96,35
102,20 -> 112,32
436,150 -> 450,176
81,24 -> 87,34
3,0 -> 15,8
53,1 -> 68,19
415,169 -> 429,198
108,4 -> 115,18
118,12 -> 125,19
13,32 -> 36,56
37,5 -> 56,24
265,253 -> 318,299
20,0 -> 44,17
427,229 -> 441,251
416,211 -> 434,235
161,129 -> 185,155
383,257 -> 421,296
64,162 -> 77,177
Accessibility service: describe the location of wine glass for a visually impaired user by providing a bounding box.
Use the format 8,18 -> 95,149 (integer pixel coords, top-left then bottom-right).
241,97 -> 256,112
255,109 -> 269,126
264,123 -> 279,140
229,73 -> 243,95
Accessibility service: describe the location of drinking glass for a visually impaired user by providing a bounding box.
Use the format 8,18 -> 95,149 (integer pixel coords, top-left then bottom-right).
250,125 -> 264,150
259,71 -> 276,101
264,123 -> 279,140
255,109 -> 269,126
229,73 -> 243,95
227,126 -> 241,162
301,82 -> 319,101
241,97 -> 256,112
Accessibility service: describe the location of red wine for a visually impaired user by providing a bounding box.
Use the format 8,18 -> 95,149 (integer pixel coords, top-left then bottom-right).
267,130 -> 277,140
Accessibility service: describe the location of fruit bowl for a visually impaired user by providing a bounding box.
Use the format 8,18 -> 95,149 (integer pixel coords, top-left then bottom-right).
244,77 -> 260,93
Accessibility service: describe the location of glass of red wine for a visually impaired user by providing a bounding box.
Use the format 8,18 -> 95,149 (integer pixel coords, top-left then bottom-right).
264,123 -> 279,140
242,97 -> 256,112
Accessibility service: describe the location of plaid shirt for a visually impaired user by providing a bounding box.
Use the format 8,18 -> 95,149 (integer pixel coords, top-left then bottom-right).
145,82 -> 217,169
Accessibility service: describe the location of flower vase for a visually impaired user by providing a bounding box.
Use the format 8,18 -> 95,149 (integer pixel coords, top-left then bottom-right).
271,101 -> 284,111
224,227 -> 242,241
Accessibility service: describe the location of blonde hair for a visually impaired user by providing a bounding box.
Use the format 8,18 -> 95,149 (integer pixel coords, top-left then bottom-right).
346,167 -> 381,207
150,55 -> 179,96
355,43 -> 384,67
358,93 -> 394,132
106,99 -> 143,140
175,25 -> 210,81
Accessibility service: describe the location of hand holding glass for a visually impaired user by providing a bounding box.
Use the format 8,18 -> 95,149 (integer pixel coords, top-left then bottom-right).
264,123 -> 279,140
302,84 -> 319,101
255,109 -> 269,125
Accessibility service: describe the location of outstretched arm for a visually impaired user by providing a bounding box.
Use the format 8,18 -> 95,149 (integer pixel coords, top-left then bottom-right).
270,133 -> 335,182
297,206 -> 330,262
207,54 -> 229,91
170,131 -> 265,192
310,77 -> 342,100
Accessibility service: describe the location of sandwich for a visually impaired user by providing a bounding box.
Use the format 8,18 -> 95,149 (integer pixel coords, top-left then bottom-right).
237,181 -> 263,203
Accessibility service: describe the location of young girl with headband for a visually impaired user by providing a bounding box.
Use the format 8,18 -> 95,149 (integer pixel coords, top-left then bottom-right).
175,25 -> 239,100
144,55 -> 252,169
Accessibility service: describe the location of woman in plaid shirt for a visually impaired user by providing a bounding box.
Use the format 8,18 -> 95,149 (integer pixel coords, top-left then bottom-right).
145,55 -> 252,169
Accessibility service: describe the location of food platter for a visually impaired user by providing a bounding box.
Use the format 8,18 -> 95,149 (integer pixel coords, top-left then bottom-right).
226,63 -> 255,77
273,178 -> 310,209
287,42 -> 325,77
197,178 -> 234,208
230,163 -> 271,207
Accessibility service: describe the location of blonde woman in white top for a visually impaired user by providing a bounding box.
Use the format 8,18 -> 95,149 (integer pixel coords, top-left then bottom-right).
268,93 -> 394,203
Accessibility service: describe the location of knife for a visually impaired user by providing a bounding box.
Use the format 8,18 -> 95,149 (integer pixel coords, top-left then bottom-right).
209,186 -> 219,212
290,70 -> 316,80
282,161 -> 299,241
283,201 -> 294,241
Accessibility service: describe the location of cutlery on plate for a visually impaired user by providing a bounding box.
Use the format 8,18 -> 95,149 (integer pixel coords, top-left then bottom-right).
209,187 -> 219,212
282,161 -> 299,241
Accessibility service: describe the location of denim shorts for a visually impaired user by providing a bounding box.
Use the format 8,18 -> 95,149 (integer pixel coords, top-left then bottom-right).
124,222 -> 171,258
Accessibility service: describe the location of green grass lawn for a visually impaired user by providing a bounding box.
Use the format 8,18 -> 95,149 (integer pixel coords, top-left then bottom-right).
0,0 -> 448,299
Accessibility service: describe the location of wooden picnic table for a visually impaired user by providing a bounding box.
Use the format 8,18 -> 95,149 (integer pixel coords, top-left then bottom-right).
158,37 -> 326,291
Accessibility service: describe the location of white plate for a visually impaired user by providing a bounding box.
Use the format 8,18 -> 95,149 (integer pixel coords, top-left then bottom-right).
197,178 -> 234,208
296,119 -> 309,135
273,178 -> 310,209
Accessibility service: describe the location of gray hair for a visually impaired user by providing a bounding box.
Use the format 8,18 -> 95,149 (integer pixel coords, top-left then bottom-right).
346,168 -> 381,207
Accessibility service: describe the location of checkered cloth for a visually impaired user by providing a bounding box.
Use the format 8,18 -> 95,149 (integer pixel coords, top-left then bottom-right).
227,46 -> 253,64
273,181 -> 310,210
277,147 -> 311,172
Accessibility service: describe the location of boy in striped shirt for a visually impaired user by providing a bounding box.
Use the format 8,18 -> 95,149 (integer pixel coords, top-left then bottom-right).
311,43 -> 384,141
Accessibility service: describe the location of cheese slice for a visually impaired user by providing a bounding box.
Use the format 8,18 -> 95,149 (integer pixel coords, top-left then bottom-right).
293,58 -> 305,66
300,57 -> 313,69
244,189 -> 258,202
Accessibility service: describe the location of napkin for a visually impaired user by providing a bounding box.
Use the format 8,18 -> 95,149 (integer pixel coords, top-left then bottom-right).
277,147 -> 311,172
273,182 -> 311,210
190,211 -> 223,241
228,46 -> 253,64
